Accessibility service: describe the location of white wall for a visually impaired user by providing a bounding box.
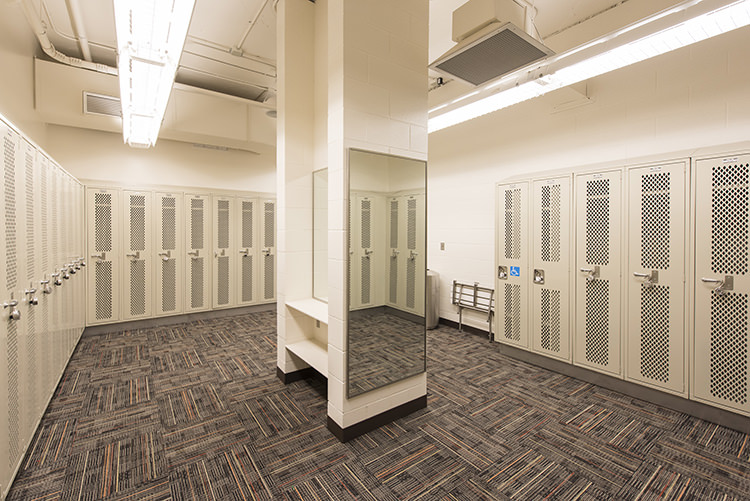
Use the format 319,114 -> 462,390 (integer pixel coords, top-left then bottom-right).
427,27 -> 750,330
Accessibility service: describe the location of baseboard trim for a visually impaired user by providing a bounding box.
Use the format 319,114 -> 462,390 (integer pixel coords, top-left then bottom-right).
498,343 -> 750,434
438,317 -> 490,339
327,395 -> 428,443
83,303 -> 276,337
276,367 -> 321,384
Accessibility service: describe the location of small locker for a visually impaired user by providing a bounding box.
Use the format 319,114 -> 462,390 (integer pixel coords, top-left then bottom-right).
531,176 -> 571,362
86,187 -> 120,324
213,195 -> 235,308
574,171 -> 622,376
185,194 -> 211,312
260,199 -> 276,303
626,162 -> 686,395
122,190 -> 153,320
496,182 -> 529,348
236,197 -> 257,306
155,192 -> 183,316
693,153 -> 750,415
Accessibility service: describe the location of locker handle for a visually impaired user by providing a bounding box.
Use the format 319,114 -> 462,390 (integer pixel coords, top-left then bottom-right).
633,270 -> 659,287
701,276 -> 733,294
188,250 -> 200,257
215,249 -> 226,258
3,294 -> 20,320
580,266 -> 600,282
262,248 -> 272,256
126,251 -> 141,260
409,250 -> 418,260
239,248 -> 250,256
40,278 -> 52,295
364,249 -> 374,257
158,250 -> 171,261
91,252 -> 106,261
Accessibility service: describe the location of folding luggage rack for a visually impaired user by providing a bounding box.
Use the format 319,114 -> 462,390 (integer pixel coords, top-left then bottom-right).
451,280 -> 494,340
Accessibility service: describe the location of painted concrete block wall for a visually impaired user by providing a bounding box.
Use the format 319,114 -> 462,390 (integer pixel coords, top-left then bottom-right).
427,27 -> 750,331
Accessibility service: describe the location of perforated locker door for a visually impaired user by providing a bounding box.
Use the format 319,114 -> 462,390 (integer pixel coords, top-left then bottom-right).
260,199 -> 276,303
402,193 -> 425,316
213,195 -> 234,308
37,154 -> 53,401
185,194 -> 211,312
574,171 -> 622,376
236,198 -> 257,306
86,187 -> 120,325
531,176 -> 571,362
496,182 -> 529,348
155,192 -> 183,316
386,196 -> 400,309
122,190 -> 152,320
353,195 -> 375,310
693,154 -> 750,415
626,162 -> 686,395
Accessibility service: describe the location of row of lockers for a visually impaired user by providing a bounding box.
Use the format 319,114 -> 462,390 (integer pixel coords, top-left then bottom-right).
85,187 -> 277,326
1,117 -> 86,498
496,151 -> 750,417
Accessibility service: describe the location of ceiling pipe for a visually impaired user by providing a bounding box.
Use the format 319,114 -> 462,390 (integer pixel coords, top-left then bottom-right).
65,0 -> 92,61
19,0 -> 117,75
231,0 -> 272,56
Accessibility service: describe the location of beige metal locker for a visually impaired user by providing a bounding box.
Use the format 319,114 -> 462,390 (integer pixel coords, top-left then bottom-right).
496,182 -> 529,348
122,190 -> 152,320
185,194 -> 211,312
531,176 -> 572,362
86,187 -> 120,325
574,171 -> 622,376
155,192 -> 184,316
352,195 -> 376,310
236,197 -> 257,306
386,196 -> 400,309
404,193 -> 425,316
626,162 -> 686,395
213,195 -> 235,308
260,199 -> 276,303
693,154 -> 750,415
37,154 -> 54,402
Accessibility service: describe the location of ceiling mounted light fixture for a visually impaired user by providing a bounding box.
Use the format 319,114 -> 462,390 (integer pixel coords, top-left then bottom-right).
429,0 -> 750,133
114,0 -> 197,148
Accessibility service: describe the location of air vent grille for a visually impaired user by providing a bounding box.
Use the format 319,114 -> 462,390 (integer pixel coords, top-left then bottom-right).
83,92 -> 121,117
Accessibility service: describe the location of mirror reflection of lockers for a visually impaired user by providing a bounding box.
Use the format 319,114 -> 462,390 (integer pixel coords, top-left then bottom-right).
347,149 -> 426,398
313,169 -> 328,302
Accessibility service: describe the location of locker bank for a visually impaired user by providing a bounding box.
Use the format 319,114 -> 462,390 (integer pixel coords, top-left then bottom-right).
1,0 -> 750,499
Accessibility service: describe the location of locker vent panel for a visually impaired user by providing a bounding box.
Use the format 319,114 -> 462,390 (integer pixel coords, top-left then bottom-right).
264,254 -> 274,300
407,258 -> 416,309
585,180 -> 610,266
504,189 -> 521,260
390,200 -> 399,248
361,199 -> 371,249
95,261 -> 113,319
5,134 -> 17,288
130,260 -> 146,316
264,202 -> 275,248
408,198 -> 417,250
26,148 -> 36,279
217,200 -> 230,249
191,258 -> 204,308
191,198 -> 204,249
390,257 -> 398,304
361,256 -> 371,304
162,197 -> 176,250
640,285 -> 670,383
710,291 -> 748,405
242,255 -> 253,302
8,321 -> 20,460
242,201 -> 253,248
541,184 -> 561,262
503,283 -> 521,342
94,193 -> 112,252
162,259 -> 177,312
585,279 -> 610,366
711,163 -> 749,275
217,255 -> 230,305
129,195 -> 146,250
641,173 -> 671,270
540,288 -> 561,352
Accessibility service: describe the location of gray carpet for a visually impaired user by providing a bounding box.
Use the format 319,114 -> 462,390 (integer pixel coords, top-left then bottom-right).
7,310 -> 750,500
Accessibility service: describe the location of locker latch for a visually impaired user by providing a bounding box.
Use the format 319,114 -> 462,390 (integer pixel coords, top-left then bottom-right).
365,249 -> 374,258
701,275 -> 734,295
580,266 -> 600,282
126,251 -> 141,260
262,248 -> 272,256
158,250 -> 172,261
498,265 -> 508,280
533,269 -> 545,285
25,284 -> 39,306
633,270 -> 659,288
3,294 -> 21,320
239,248 -> 250,257
188,250 -> 200,258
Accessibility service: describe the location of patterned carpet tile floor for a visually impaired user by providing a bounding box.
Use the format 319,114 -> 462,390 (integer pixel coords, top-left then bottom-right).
7,310 -> 750,500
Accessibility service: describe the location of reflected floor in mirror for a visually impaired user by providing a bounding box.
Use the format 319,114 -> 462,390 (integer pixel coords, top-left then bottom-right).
348,307 -> 425,397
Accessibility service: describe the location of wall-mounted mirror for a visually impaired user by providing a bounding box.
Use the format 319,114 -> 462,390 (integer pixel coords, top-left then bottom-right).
347,149 -> 426,398
313,169 -> 328,301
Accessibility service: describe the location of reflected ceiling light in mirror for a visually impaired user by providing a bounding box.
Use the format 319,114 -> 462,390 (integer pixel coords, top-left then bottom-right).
428,0 -> 750,133
114,0 -> 196,148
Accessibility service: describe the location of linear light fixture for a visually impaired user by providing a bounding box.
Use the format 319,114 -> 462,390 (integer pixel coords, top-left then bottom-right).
428,0 -> 750,133
114,0 -> 196,148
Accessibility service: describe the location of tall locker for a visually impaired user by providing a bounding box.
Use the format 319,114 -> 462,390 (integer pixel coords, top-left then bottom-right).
213,195 -> 235,308
693,154 -> 750,415
86,187 -> 120,325
531,176 -> 571,362
37,155 -> 53,402
352,194 -> 376,310
185,194 -> 211,312
626,162 -> 686,395
236,197 -> 257,306
574,171 -> 622,376
386,196 -> 401,309
155,192 -> 183,317
496,182 -> 529,348
122,190 -> 152,320
403,193 -> 425,316
260,199 -> 276,303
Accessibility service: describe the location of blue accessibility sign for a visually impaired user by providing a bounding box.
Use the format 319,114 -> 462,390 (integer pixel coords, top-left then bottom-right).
510,266 -> 520,277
